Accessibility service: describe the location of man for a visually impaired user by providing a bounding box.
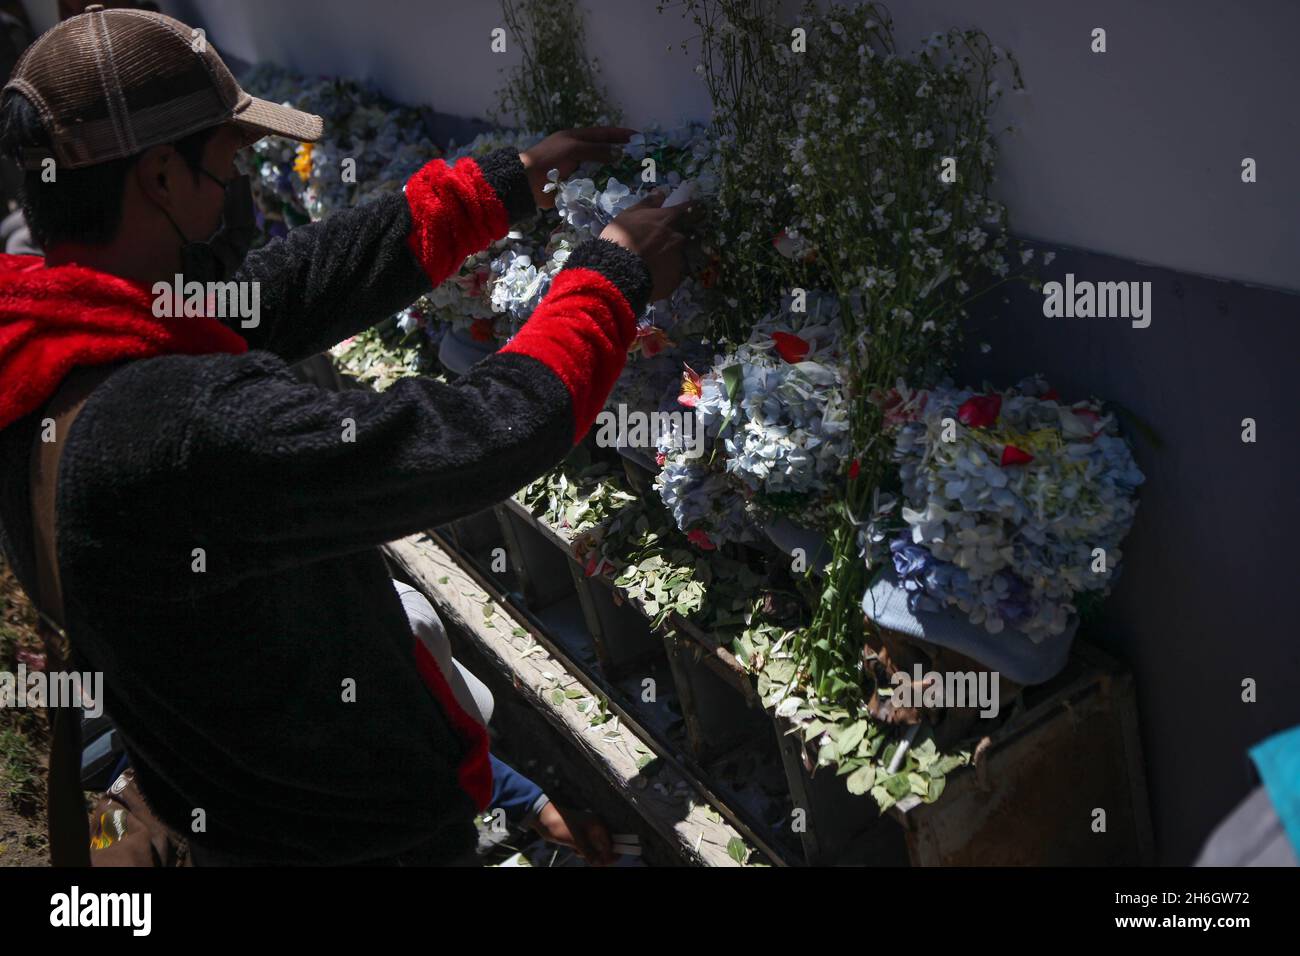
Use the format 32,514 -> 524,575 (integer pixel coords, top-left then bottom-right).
0,7 -> 687,864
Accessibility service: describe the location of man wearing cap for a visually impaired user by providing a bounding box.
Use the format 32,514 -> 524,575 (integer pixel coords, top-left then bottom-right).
0,6 -> 688,865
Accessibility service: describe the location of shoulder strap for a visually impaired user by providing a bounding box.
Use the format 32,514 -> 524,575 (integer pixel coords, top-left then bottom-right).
29,364 -> 117,867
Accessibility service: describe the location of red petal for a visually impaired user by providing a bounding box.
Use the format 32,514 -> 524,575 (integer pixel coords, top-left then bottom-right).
848,459 -> 860,480
958,394 -> 1002,428
771,331 -> 810,364
687,528 -> 717,551
1000,445 -> 1035,466
470,318 -> 495,342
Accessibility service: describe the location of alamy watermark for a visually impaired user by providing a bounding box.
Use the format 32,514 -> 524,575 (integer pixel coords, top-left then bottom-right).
593,404 -> 705,459
891,664 -> 1000,718
152,275 -> 260,329
0,663 -> 103,718
1041,273 -> 1151,328
50,886 -> 150,936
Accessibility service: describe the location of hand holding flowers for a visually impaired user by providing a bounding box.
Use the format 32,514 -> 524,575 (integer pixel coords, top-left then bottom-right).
597,190 -> 692,302
519,126 -> 639,209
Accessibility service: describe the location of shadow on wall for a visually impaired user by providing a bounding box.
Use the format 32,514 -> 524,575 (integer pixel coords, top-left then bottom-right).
957,245 -> 1300,865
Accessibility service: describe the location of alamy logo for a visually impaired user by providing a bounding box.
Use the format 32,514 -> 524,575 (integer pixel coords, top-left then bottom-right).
50,886 -> 151,936
152,275 -> 261,328
891,664 -> 1000,718
0,664 -> 102,718
594,405 -> 705,459
1041,273 -> 1151,328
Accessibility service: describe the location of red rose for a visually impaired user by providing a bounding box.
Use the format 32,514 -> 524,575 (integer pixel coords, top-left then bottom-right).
469,318 -> 495,342
848,459 -> 860,480
771,331 -> 811,364
1000,444 -> 1035,466
958,394 -> 1002,428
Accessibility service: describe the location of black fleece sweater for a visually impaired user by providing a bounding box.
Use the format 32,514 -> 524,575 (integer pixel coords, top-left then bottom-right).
0,148 -> 652,864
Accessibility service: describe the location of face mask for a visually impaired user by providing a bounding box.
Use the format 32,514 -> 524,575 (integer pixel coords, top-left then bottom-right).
161,171 -> 258,284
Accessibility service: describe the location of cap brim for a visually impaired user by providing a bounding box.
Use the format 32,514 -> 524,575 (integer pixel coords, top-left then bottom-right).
232,95 -> 323,143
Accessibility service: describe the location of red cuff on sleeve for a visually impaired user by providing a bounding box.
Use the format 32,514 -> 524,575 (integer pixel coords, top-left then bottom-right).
499,267 -> 638,444
404,157 -> 511,288
413,636 -> 493,812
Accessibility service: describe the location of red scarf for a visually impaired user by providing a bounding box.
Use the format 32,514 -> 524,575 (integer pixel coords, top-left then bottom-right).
0,253 -> 248,430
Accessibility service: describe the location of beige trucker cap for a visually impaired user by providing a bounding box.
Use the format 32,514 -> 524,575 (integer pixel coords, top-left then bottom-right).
3,4 -> 323,169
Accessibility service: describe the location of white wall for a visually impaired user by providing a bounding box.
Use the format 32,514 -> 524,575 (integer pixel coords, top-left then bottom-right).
151,0 -> 1299,294
18,0 -> 1299,289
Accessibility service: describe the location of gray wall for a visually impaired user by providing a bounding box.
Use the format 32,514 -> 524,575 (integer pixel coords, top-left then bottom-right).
960,248 -> 1299,865
46,0 -> 1287,862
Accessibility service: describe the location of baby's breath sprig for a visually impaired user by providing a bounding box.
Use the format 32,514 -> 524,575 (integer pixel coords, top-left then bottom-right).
493,0 -> 620,132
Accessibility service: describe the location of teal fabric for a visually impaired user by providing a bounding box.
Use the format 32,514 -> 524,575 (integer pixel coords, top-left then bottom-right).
1249,724 -> 1300,854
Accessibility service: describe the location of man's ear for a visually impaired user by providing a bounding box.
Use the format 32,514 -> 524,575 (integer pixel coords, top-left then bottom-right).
134,144 -> 179,210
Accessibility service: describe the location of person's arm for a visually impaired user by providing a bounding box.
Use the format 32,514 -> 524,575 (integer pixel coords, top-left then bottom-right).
176,235 -> 652,584
233,126 -> 637,365
488,756 -> 617,864
488,754 -> 551,828
232,147 -> 536,364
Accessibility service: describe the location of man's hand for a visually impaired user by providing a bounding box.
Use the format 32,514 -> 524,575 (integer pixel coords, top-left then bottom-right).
600,190 -> 691,302
519,127 -> 637,210
531,802 -> 618,866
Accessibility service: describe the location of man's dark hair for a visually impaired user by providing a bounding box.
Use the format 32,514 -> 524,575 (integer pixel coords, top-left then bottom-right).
0,90 -> 218,249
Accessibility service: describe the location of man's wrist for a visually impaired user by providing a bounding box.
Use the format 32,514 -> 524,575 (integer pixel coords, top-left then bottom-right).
476,147 -> 537,224
559,238 -> 654,318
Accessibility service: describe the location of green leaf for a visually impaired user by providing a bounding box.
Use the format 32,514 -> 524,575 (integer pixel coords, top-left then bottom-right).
870,784 -> 897,812
927,775 -> 946,803
834,720 -> 868,758
726,837 -> 748,864
817,741 -> 838,768
845,764 -> 875,795
550,689 -> 565,706
764,659 -> 796,684
720,363 -> 744,400
884,773 -> 912,799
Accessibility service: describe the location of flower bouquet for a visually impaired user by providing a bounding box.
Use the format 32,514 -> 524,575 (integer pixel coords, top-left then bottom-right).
653,291 -> 852,550
861,377 -> 1145,682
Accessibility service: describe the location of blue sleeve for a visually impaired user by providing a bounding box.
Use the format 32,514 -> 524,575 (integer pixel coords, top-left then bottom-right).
489,753 -> 550,827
